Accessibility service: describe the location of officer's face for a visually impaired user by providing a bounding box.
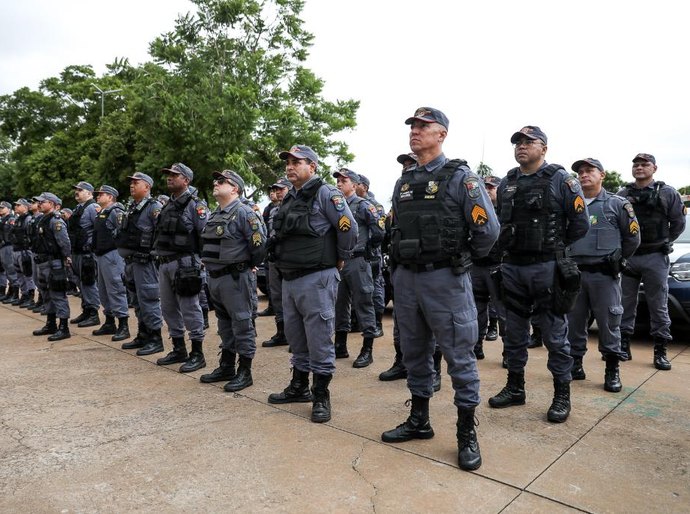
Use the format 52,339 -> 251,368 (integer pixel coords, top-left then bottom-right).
129,179 -> 149,200
409,121 -> 446,154
355,183 -> 368,198
74,188 -> 90,202
285,157 -> 315,189
632,160 -> 656,181
166,172 -> 189,194
39,200 -> 55,214
14,205 -> 27,215
484,184 -> 497,203
212,177 -> 239,200
577,165 -> 604,190
269,190 -> 277,202
274,187 -> 288,201
336,176 -> 356,196
513,138 -> 546,167
0,207 -> 7,216
95,193 -> 113,208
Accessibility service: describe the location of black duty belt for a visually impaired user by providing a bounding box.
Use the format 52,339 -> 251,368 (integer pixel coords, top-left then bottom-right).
351,250 -> 366,258
156,253 -> 194,264
34,254 -> 56,264
504,252 -> 562,265
401,259 -> 453,273
208,261 -> 250,279
280,267 -> 327,281
124,252 -> 153,264
576,262 -> 608,274
633,246 -> 664,256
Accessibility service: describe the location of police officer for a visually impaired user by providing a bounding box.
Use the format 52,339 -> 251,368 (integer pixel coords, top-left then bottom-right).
153,163 -> 208,372
267,145 -> 357,423
489,126 -> 589,423
31,193 -> 72,341
28,198 -> 45,312
262,177 -> 291,348
116,172 -> 165,355
382,107 -> 499,471
0,201 -> 20,304
10,199 -> 36,307
90,185 -> 131,341
68,181 -> 101,328
258,187 -> 280,318
199,170 -> 266,391
618,153 -> 686,370
566,158 -> 640,392
333,168 -> 384,367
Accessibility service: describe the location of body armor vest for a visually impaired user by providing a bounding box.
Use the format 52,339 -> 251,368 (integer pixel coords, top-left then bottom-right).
0,215 -> 14,246
28,213 -> 42,252
68,199 -> 96,253
115,199 -> 154,252
10,213 -> 32,250
568,193 -> 621,263
621,182 -> 668,249
153,194 -> 199,254
93,204 -> 122,255
201,202 -> 249,264
499,165 -> 566,256
391,159 -> 471,266
273,178 -> 337,272
349,195 -> 370,251
34,214 -> 62,258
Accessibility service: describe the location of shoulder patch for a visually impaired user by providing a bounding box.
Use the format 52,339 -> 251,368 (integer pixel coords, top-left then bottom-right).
565,177 -> 581,193
338,215 -> 351,232
574,196 -> 585,213
55,221 -> 62,232
332,194 -> 346,212
252,232 -> 262,247
152,208 -> 161,219
368,204 -> 377,215
623,202 -> 636,219
629,220 -> 640,235
196,205 -> 207,219
378,217 -> 386,230
464,177 -> 481,199
471,205 -> 488,225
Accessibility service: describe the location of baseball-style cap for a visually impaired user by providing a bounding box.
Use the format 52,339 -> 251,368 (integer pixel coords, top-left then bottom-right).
396,152 -> 419,165
94,185 -> 119,197
73,181 -> 94,192
37,192 -> 62,205
333,168 -> 360,183
484,176 -> 502,187
61,208 -> 73,216
0,201 -> 12,209
270,177 -> 291,189
213,169 -> 245,193
162,162 -> 194,181
405,107 -> 449,130
358,174 -> 371,187
14,198 -> 31,207
572,158 -> 604,172
510,126 -> 548,145
127,172 -> 154,186
278,145 -> 319,165
632,153 -> 656,164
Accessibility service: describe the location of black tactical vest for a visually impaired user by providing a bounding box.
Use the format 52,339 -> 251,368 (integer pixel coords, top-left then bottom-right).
200,202 -> 247,264
10,213 -> 32,250
68,199 -> 96,253
621,182 -> 668,249
391,159 -> 470,266
273,178 -> 337,272
93,204 -> 122,256
0,215 -> 14,246
153,193 -> 199,254
34,214 -> 61,258
28,213 -> 42,252
115,199 -> 154,252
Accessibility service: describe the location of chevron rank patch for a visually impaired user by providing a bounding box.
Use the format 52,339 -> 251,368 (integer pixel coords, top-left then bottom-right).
338,215 -> 351,232
574,196 -> 585,213
252,232 -> 262,246
629,220 -> 639,235
471,205 -> 488,225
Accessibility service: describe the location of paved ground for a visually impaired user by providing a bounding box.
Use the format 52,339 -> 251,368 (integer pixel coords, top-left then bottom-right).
1,296 -> 688,513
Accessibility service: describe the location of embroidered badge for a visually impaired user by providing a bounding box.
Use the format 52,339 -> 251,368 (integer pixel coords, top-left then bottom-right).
574,196 -> 585,213
629,220 -> 640,235
471,205 -> 488,225
252,232 -> 262,246
197,206 -> 207,219
590,215 -> 598,225
216,225 -> 224,236
464,178 -> 480,199
401,183 -> 410,192
426,181 -> 439,195
332,195 -> 346,211
623,202 -> 636,219
565,177 -> 581,193
55,222 -> 62,232
338,215 -> 351,232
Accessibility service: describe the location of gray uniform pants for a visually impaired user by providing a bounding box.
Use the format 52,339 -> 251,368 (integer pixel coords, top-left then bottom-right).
568,270 -> 624,358
335,256 -> 377,337
37,260 -> 70,318
13,250 -> 35,293
502,261 -> 573,381
471,264 -> 505,341
96,250 -> 128,319
393,266 -> 479,408
372,255 -> 386,314
621,252 -> 672,340
125,259 -> 162,330
73,253 -> 100,310
0,245 -> 18,287
209,271 -> 256,358
158,256 -> 205,341
268,262 -> 284,323
282,268 -> 339,375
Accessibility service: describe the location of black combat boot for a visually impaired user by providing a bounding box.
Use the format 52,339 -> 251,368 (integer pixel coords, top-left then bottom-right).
200,349 -> 236,383
262,320 -> 288,347
474,339 -> 485,360
70,309 -> 88,325
653,338 -> 672,371
223,355 -> 253,392
257,304 -> 274,317
379,344 -> 406,381
1,286 -> 18,304
92,315 -> 116,336
33,313 -> 58,336
0,286 -> 8,301
353,337 -> 374,368
433,347 -> 442,392
112,317 -> 130,342
19,290 -> 35,308
334,330 -> 349,359
572,356 -> 586,380
528,326 -> 543,348
547,379 -> 571,423
620,332 -> 632,361
31,292 -> 44,313
202,307 -> 209,330
485,317 -> 498,341
268,369 -> 312,403
122,321 -> 147,350
457,406 -> 482,471
488,370 -> 526,408
382,395 -> 435,443
373,311 -> 384,338
136,327 -> 164,355
604,355 -> 622,392
48,318 -> 71,341
77,307 -> 101,328
180,339 -> 206,372
11,288 -> 24,306
311,373 -> 332,423
157,337 -> 188,366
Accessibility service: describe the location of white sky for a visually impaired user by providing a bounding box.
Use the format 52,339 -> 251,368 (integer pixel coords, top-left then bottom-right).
2,0 -> 689,208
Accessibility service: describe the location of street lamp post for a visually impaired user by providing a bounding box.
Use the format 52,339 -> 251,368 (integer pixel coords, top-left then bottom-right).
91,83 -> 122,119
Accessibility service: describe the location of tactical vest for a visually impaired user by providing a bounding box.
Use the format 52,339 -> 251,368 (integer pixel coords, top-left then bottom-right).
568,193 -> 621,263
349,195 -> 370,251
273,178 -> 337,272
200,202 -> 249,264
621,182 -> 668,249
68,199 -> 96,253
499,165 -> 566,256
391,159 -> 471,266
93,204 -> 122,256
34,214 -> 62,258
115,199 -> 154,252
0,215 -> 14,246
10,213 -> 32,250
153,193 -> 199,254
28,213 -> 43,252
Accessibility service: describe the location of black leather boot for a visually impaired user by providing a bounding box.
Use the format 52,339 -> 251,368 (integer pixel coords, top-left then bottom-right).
223,355 -> 253,392
379,342 -> 406,381
92,315 -> 116,336
433,347 -> 442,392
31,292 -> 44,313
262,320 -> 288,347
257,304 -> 274,317
311,373 -> 332,423
77,307 -> 101,328
112,317 -> 130,342
180,339 -> 206,372
382,395 -> 435,443
528,326 -> 543,348
604,355 -> 622,392
200,349 -> 236,383
488,370 -> 526,408
11,288 -> 24,306
202,308 -> 209,329
620,332 -> 632,361
136,327 -> 164,355
157,337 -> 188,366
33,313 -> 58,336
572,356 -> 586,380
373,311 -> 384,338
474,339 -> 485,360
353,337 -> 374,368
48,318 -> 71,341
486,317 -> 498,341
1,286 -> 18,304
457,406 -> 482,471
70,309 -> 88,325
268,368 -> 312,404
334,330 -> 349,359
122,321 -> 147,349
547,379 -> 571,423
653,338 -> 672,370
19,290 -> 35,308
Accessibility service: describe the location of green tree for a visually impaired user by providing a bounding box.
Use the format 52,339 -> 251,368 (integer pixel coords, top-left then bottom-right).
603,170 -> 624,192
678,185 -> 690,195
475,161 -> 493,177
0,134 -> 17,200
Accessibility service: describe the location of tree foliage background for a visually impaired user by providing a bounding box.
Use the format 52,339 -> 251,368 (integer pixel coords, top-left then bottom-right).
0,0 -> 359,207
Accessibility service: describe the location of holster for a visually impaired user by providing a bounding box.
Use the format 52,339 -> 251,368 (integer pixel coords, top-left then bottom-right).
552,257 -> 581,315
21,253 -> 33,275
80,254 -> 97,286
174,261 -> 202,296
49,267 -> 69,292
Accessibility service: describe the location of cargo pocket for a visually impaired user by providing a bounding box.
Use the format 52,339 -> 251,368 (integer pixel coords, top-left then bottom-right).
233,310 -> 253,332
608,305 -> 623,328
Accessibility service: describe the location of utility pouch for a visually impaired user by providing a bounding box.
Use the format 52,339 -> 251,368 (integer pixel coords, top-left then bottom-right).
80,254 -> 97,286
397,239 -> 420,261
22,253 -> 33,275
552,257 -> 581,315
174,262 -> 202,296
49,267 -> 68,292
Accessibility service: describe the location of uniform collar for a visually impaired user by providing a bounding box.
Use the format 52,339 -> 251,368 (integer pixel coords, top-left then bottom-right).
414,153 -> 447,173
219,198 -> 241,212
